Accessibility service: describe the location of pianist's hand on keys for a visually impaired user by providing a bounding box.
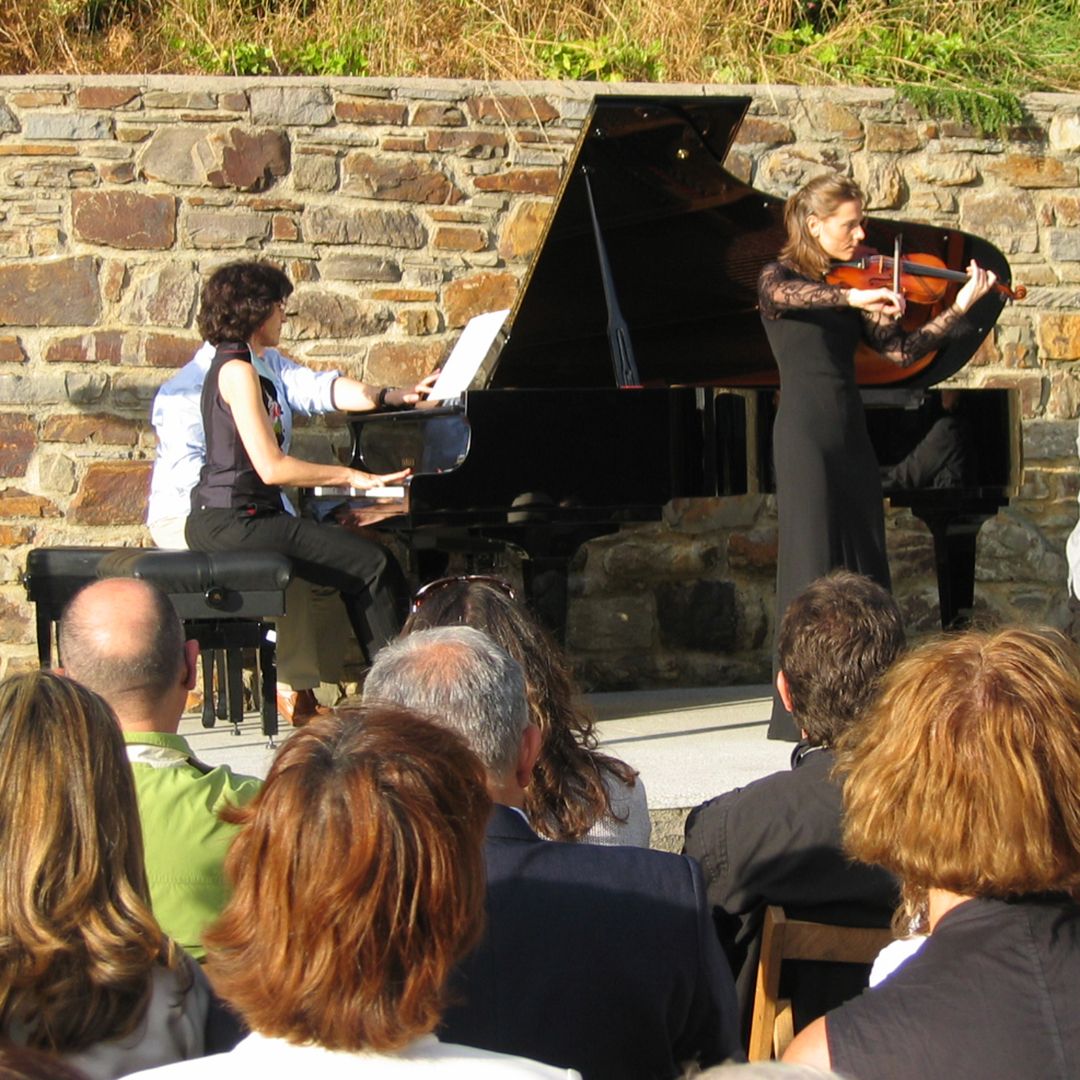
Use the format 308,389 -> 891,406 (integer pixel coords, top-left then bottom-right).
335,500 -> 405,531
344,465 -> 410,492
319,466 -> 409,531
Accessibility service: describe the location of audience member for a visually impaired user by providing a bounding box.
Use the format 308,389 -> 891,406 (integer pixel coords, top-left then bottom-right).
0,1042 -> 91,1080
784,626 -> 1080,1078
402,575 -> 649,845
58,578 -> 262,961
684,570 -> 902,1043
0,672 -> 209,1077
363,626 -> 741,1080
687,1065 -> 843,1080
128,708 -> 578,1078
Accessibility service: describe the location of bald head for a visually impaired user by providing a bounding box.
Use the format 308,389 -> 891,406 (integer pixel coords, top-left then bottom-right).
59,578 -> 187,719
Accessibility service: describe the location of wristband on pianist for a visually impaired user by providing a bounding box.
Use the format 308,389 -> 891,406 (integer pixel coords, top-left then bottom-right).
376,386 -> 410,410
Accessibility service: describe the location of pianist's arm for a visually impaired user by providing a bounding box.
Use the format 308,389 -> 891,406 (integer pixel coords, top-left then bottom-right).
329,371 -> 439,412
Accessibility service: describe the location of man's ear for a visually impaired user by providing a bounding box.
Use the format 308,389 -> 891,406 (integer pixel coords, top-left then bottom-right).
182,639 -> 199,692
776,669 -> 795,715
514,723 -> 543,790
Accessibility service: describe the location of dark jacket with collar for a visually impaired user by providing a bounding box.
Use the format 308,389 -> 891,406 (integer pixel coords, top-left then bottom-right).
683,746 -> 899,1045
439,805 -> 741,1080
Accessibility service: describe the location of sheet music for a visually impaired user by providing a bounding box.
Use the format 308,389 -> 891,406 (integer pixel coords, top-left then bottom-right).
428,309 -> 510,401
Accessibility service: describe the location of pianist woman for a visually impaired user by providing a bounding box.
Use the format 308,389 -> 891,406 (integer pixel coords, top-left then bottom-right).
183,261 -> 429,666
758,172 -> 995,740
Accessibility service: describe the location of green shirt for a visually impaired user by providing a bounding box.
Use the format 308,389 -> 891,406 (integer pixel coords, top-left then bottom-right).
124,731 -> 262,961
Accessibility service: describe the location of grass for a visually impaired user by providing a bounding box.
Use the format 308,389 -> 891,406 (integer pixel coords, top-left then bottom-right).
3,1 -> 1080,131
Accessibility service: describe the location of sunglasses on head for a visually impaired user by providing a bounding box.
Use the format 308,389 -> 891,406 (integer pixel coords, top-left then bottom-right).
410,575 -> 516,615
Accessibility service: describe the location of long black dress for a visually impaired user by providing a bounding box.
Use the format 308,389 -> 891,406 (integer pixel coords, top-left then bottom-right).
758,263 -> 966,739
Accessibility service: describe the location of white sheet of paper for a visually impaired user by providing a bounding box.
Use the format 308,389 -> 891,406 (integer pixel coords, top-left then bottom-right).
429,309 -> 510,401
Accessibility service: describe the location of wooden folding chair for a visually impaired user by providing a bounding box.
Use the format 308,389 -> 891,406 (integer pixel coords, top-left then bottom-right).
748,905 -> 894,1061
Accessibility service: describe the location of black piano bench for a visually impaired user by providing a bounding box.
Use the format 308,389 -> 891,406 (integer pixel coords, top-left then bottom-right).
22,546 -> 292,742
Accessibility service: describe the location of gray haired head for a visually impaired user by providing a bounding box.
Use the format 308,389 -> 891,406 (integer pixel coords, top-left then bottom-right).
363,625 -> 529,775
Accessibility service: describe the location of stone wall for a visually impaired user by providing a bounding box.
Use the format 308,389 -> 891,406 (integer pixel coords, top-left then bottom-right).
0,76 -> 1078,685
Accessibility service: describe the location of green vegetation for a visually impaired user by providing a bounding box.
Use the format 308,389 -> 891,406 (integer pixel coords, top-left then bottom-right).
535,37 -> 665,83
4,1 -> 1079,132
173,30 -> 371,76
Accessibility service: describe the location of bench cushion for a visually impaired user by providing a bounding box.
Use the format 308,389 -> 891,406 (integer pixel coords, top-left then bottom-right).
25,546 -> 292,619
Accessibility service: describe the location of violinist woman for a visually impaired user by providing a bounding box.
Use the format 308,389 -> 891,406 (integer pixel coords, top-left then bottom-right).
184,262 -> 419,662
759,172 -> 995,739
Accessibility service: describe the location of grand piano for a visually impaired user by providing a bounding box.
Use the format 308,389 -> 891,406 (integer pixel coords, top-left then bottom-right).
339,94 -> 1022,636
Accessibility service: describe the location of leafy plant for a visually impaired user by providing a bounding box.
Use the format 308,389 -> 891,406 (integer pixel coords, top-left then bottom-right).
281,32 -> 370,76
535,36 -> 664,82
228,40 -> 275,74
766,15 -> 1029,133
175,37 -> 275,74
899,86 -> 1026,135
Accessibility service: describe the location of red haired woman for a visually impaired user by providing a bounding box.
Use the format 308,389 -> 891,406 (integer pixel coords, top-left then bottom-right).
128,708 -> 578,1078
785,627 -> 1080,1077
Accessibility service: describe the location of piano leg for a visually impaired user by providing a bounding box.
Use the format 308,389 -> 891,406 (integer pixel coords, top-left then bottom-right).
523,554 -> 573,644
907,505 -> 997,630
494,521 -> 619,644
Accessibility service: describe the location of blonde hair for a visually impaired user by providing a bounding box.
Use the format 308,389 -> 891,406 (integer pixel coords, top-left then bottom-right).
779,172 -> 864,280
0,672 -> 179,1053
839,627 -> 1080,929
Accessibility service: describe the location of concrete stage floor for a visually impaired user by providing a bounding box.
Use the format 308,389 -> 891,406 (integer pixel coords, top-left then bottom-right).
179,684 -> 792,852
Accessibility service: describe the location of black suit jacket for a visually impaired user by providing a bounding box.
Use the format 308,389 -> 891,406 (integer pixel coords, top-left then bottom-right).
439,805 -> 740,1080
683,746 -> 899,1044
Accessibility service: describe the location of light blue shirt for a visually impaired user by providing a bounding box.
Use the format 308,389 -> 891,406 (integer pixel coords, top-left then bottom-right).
147,342 -> 340,524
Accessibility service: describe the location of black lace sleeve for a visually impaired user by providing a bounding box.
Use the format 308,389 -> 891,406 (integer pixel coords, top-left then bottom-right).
860,305 -> 970,368
758,261 -> 851,320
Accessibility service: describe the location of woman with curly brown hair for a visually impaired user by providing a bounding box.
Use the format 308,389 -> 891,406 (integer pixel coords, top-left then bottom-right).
783,626 -> 1080,1078
403,576 -> 649,846
0,672 -> 209,1078
128,707 -> 576,1078
183,261 -> 427,669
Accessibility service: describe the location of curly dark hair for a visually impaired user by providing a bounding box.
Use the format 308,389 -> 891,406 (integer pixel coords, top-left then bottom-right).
197,261 -> 293,345
401,578 -> 639,842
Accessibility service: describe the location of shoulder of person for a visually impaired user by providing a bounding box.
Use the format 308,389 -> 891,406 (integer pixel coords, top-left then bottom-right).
684,768 -> 802,869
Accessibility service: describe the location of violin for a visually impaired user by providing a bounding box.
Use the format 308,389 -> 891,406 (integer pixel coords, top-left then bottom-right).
827,246 -> 1026,303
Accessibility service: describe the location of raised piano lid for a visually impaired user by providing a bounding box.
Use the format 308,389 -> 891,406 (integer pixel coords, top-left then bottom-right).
482,94 -> 1017,394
